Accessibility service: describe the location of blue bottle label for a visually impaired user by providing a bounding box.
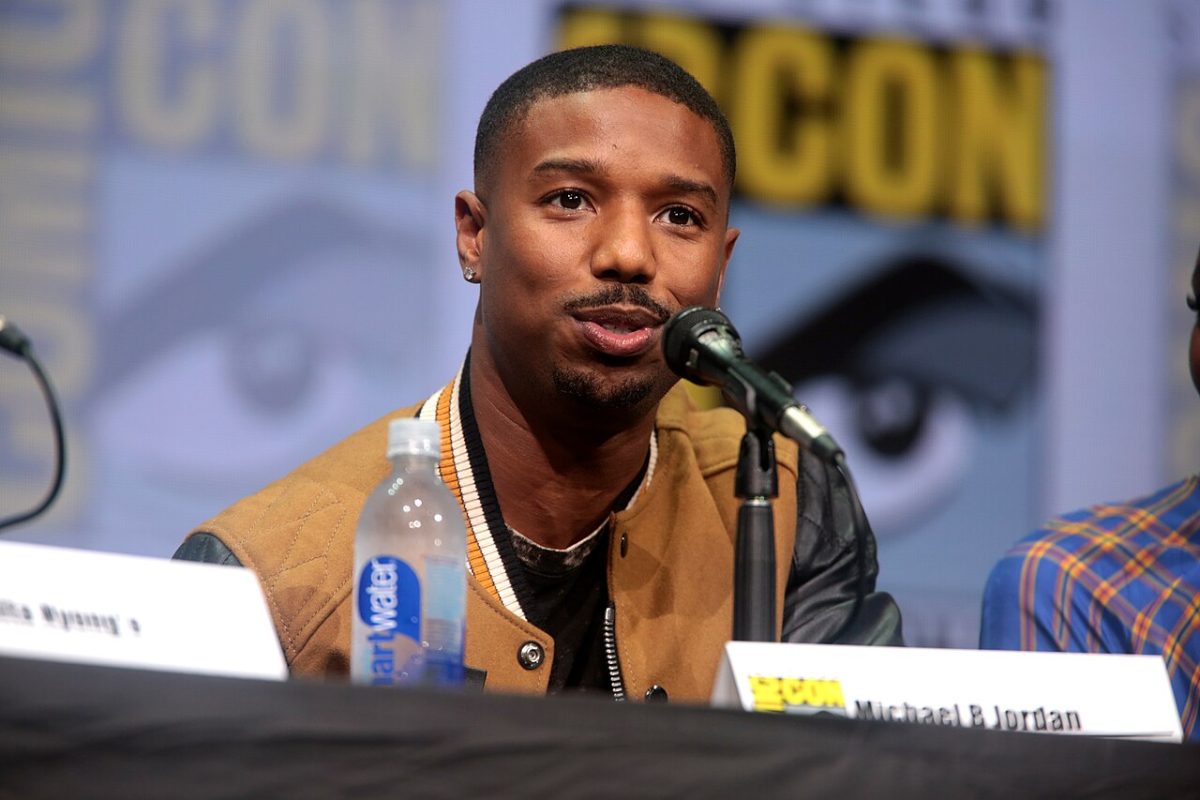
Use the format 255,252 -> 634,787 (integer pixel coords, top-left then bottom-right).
422,556 -> 465,687
356,556 -> 420,684
424,556 -> 465,622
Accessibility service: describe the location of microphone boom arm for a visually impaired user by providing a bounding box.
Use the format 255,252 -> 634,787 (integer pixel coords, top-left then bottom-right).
0,316 -> 67,533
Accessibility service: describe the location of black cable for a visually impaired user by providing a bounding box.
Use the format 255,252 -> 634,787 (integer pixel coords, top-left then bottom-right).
0,317 -> 67,532
828,452 -> 869,643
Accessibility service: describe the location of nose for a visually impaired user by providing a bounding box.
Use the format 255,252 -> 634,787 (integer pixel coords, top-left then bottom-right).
590,202 -> 655,284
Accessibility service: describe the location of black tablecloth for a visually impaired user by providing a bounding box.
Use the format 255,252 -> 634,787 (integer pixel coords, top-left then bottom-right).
0,656 -> 1195,799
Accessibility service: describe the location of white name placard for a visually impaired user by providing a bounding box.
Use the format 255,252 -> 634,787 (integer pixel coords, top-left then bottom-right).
0,540 -> 287,681
712,642 -> 1182,743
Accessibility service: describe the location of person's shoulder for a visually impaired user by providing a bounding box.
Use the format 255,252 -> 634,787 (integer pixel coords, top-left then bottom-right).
990,475 -> 1200,586
655,382 -> 742,442
187,400 -> 424,558
1035,475 -> 1200,546
289,401 -> 424,492
654,382 -> 800,476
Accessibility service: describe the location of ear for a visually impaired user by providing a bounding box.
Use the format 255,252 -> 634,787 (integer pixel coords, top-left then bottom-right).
715,226 -> 740,302
455,190 -> 488,278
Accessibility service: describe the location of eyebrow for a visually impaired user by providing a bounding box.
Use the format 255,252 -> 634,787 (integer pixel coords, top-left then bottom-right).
530,158 -> 719,208
662,175 -> 719,208
532,157 -> 608,178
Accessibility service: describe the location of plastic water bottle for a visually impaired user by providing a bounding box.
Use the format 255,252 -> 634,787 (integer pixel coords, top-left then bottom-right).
351,418 -> 466,687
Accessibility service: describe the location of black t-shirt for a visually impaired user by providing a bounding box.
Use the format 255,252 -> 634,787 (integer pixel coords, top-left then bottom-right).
508,526 -> 612,695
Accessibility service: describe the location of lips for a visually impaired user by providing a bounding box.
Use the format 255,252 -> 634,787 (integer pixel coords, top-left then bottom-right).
572,306 -> 665,358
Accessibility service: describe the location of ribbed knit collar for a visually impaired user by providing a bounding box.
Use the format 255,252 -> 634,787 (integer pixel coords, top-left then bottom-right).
418,355 -> 656,621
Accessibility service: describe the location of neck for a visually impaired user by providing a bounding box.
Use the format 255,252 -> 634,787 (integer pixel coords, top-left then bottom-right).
468,353 -> 657,550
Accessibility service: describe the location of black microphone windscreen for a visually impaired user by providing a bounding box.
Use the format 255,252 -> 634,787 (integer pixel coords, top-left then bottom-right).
0,315 -> 31,359
662,306 -> 740,381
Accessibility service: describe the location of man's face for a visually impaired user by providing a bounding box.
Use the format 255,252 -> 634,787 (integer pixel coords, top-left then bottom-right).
456,86 -> 738,417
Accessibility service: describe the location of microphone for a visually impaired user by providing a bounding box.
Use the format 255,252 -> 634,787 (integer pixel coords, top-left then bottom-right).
0,315 -> 67,533
662,306 -> 842,463
0,315 -> 31,358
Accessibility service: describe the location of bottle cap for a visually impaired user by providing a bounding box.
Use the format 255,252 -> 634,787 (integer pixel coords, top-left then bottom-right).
387,418 -> 440,459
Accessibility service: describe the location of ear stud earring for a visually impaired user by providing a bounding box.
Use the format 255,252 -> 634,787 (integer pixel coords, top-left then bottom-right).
463,267 -> 477,282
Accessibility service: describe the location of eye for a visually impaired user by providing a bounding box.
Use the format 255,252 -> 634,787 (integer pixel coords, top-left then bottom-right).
1187,293 -> 1197,312
660,206 -> 700,227
548,190 -> 589,211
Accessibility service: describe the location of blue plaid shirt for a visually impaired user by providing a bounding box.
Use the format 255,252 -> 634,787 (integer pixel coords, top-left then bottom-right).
980,477 -> 1200,741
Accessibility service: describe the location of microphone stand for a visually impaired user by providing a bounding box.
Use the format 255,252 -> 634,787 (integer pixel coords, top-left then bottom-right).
733,423 -> 777,642
661,307 -> 868,643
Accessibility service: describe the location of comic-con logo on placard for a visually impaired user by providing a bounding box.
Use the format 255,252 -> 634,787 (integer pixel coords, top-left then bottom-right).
749,675 -> 848,716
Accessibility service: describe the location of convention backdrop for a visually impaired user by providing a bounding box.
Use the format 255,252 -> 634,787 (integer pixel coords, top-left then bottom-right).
0,0 -> 1190,648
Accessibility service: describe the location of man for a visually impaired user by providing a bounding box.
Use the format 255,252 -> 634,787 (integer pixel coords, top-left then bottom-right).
980,246 -> 1200,741
176,44 -> 902,701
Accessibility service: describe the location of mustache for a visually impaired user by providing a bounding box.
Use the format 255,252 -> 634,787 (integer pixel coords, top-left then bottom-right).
561,285 -> 674,323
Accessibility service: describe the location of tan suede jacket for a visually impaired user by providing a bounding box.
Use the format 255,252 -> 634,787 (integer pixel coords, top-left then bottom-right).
177,383 -> 901,702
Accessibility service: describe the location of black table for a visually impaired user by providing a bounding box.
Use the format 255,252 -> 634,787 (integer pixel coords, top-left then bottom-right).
0,656 -> 1195,799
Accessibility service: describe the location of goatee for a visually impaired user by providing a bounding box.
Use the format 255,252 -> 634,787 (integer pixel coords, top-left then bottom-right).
551,366 -> 657,411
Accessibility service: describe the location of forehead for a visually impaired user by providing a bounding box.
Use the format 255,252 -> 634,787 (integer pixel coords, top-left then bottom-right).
490,86 -> 729,196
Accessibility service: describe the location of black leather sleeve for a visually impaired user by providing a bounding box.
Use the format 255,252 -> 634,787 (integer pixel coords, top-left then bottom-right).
781,449 -> 904,646
173,532 -> 244,567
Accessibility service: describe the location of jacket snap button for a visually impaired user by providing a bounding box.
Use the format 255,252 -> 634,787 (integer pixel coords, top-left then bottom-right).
644,684 -> 668,703
517,641 -> 545,670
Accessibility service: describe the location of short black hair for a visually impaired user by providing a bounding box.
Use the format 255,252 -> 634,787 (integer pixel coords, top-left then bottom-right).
473,44 -> 736,193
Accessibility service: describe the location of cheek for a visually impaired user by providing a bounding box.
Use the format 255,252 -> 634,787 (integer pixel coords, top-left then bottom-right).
489,220 -> 581,285
667,254 -> 725,306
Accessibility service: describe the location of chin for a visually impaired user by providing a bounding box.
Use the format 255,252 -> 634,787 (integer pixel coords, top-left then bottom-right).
551,365 -> 661,412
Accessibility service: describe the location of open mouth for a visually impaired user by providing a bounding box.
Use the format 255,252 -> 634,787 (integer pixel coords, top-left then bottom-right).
572,307 -> 665,358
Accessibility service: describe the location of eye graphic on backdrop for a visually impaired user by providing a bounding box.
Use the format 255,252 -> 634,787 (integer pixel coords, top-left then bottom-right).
98,322 -> 371,478
227,320 -> 319,415
757,254 -> 1038,538
791,375 -> 975,533
89,199 -> 433,489
855,377 -> 931,457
